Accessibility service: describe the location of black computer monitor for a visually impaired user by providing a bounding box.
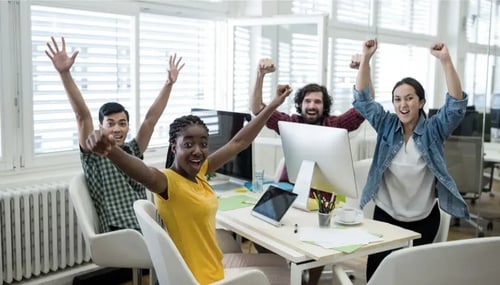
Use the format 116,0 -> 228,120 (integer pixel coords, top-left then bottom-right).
428,106 -> 478,136
490,94 -> 500,129
190,108 -> 253,181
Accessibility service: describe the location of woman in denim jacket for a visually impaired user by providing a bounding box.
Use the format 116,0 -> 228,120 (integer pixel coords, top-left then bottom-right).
352,39 -> 470,281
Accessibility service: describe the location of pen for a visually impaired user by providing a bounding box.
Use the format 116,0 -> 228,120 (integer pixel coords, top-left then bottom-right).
294,223 -> 298,234
241,200 -> 256,205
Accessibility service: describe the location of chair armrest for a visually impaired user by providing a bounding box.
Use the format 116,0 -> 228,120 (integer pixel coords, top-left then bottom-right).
213,269 -> 269,285
90,229 -> 152,268
332,265 -> 354,285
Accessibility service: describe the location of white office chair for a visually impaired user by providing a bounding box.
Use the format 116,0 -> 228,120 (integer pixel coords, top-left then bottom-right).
332,236 -> 500,285
133,199 -> 271,285
69,173 -> 154,285
346,158 -> 375,218
272,157 -> 286,183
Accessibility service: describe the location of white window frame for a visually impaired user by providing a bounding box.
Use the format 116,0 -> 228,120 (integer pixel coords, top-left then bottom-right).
226,14 -> 328,111
0,0 -> 225,182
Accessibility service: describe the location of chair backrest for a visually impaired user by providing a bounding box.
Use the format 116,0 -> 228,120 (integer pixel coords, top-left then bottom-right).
273,157 -> 286,182
346,158 -> 375,218
69,173 -> 100,243
133,200 -> 198,285
368,236 -> 500,285
69,173 -> 153,268
433,209 -> 451,243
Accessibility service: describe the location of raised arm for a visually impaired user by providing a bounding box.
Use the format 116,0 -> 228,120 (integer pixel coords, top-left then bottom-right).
46,36 -> 94,150
135,54 -> 185,153
250,58 -> 275,115
430,43 -> 463,100
355,39 -> 377,93
209,84 -> 292,172
351,53 -> 375,98
86,129 -> 167,193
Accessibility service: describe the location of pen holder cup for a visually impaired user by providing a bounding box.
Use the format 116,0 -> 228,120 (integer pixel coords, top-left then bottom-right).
318,212 -> 332,228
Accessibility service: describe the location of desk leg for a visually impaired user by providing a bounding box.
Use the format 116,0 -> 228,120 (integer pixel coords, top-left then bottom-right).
290,263 -> 303,285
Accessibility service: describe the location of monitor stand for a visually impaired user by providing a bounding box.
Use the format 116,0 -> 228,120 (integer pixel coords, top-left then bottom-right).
292,160 -> 317,212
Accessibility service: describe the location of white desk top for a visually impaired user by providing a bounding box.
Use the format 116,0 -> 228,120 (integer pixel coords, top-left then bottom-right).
217,205 -> 420,264
484,142 -> 500,163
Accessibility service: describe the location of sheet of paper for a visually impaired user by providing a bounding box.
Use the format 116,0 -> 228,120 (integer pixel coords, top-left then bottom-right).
298,227 -> 383,249
218,195 -> 257,211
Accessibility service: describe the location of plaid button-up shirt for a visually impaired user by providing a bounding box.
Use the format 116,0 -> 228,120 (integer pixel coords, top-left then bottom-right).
81,139 -> 147,232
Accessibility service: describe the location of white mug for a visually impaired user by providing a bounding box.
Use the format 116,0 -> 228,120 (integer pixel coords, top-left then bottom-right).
340,207 -> 357,223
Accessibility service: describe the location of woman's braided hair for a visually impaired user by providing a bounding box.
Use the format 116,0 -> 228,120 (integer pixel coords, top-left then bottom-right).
165,115 -> 209,168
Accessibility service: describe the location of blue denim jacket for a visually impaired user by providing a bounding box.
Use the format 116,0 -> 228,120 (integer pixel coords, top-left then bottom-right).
353,87 -> 470,219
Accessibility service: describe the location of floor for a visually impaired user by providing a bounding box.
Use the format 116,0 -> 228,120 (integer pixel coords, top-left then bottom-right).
117,182 -> 500,285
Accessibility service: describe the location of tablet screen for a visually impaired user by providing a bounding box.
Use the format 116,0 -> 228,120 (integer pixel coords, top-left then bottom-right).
252,186 -> 298,224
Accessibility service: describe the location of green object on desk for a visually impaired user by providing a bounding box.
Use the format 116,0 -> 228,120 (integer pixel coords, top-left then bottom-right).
303,241 -> 363,253
333,244 -> 364,253
218,195 -> 258,211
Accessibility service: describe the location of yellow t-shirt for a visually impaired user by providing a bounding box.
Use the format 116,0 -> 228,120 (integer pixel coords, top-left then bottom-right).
154,161 -> 223,285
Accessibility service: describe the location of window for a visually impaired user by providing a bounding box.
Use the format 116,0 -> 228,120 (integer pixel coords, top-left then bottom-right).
335,0 -> 371,26
292,0 -> 331,15
229,17 -> 325,115
464,0 -> 500,111
330,38 -> 364,114
30,5 -> 219,156
139,13 -> 216,147
377,0 -> 437,35
300,0 -> 437,114
232,26 -> 253,113
465,52 -> 490,96
31,6 -> 133,154
373,43 -> 432,110
467,0 -> 493,45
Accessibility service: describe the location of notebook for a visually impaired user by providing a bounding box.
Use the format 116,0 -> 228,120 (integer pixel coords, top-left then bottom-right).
251,185 -> 298,227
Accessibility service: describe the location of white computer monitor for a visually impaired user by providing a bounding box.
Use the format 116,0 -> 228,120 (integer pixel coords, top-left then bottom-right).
278,121 -> 359,211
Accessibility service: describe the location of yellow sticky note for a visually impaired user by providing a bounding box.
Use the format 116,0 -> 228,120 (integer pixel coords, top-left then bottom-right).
234,187 -> 248,193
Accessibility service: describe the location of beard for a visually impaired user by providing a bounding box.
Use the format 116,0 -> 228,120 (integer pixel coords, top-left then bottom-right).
303,114 -> 322,125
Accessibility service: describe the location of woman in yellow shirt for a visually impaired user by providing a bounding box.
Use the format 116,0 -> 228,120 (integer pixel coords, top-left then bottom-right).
86,84 -> 292,284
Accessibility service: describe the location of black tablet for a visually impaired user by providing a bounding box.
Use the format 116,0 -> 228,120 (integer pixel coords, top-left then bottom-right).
251,185 -> 298,227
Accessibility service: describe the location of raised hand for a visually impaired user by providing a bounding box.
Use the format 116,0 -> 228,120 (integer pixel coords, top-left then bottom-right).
350,54 -> 361,69
257,58 -> 276,75
85,129 -> 115,157
274,84 -> 293,105
362,39 -> 377,59
167,53 -> 185,84
430,43 -> 450,61
45,36 -> 79,73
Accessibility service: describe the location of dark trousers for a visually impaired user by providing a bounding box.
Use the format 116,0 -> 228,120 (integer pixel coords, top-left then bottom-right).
366,203 -> 441,281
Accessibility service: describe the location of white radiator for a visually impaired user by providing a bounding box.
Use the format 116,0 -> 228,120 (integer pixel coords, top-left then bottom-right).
0,182 -> 92,284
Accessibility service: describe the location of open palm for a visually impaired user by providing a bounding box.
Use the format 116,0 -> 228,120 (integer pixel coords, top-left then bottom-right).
167,53 -> 185,84
45,37 -> 79,73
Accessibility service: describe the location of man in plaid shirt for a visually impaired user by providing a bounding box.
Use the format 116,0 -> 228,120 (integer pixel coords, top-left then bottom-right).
46,36 -> 184,232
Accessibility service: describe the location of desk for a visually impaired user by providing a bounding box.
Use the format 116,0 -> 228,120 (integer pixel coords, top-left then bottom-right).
484,142 -> 500,163
217,206 -> 420,285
